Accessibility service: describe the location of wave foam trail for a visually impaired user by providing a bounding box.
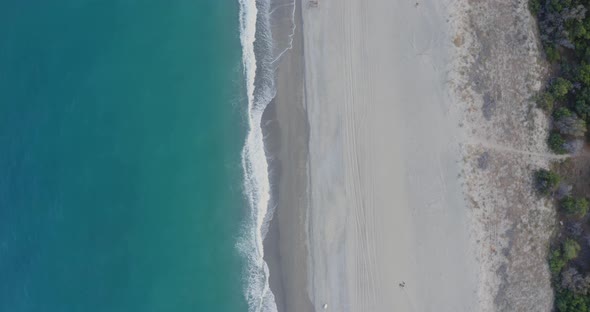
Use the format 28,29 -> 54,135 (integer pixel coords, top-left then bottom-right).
237,0 -> 278,311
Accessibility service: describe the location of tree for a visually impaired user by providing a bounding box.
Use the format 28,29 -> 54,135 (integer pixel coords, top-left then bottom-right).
575,98 -> 590,121
529,0 -> 541,15
564,238 -> 582,260
562,267 -> 590,295
555,289 -> 589,312
555,107 -> 575,119
556,113 -> 586,137
579,63 -> 590,86
534,169 -> 561,195
549,0 -> 569,13
554,108 -> 587,137
574,88 -> 590,120
550,248 -> 567,275
561,196 -> 590,217
572,21 -> 589,40
552,77 -> 574,98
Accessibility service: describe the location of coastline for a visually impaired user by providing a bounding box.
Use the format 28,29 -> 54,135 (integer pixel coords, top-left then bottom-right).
263,0 -> 555,311
263,0 -> 313,311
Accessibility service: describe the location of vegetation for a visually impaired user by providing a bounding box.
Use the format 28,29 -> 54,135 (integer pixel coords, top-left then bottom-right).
534,169 -> 561,195
549,239 -> 581,278
563,239 -> 582,260
538,92 -> 556,111
555,289 -> 590,312
551,78 -> 574,99
560,196 -> 589,217
549,131 -> 568,153
554,108 -> 587,137
529,0 -> 541,15
550,248 -> 568,275
561,267 -> 590,295
531,1 -> 590,310
531,0 -> 590,151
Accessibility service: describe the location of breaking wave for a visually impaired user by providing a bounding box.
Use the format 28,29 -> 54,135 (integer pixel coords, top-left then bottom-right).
236,0 -> 280,311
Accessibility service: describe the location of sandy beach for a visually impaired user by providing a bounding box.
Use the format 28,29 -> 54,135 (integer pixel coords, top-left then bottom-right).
264,0 -> 555,311
301,0 -> 478,310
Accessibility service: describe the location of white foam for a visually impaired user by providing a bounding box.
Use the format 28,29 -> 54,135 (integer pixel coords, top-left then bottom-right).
237,0 -> 278,311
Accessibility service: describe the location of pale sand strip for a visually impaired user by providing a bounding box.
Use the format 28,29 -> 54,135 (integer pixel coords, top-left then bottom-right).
301,1 -> 478,311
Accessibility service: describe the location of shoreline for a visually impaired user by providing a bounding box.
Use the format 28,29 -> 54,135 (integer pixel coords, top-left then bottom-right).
262,0 -> 313,311
263,0 -> 555,311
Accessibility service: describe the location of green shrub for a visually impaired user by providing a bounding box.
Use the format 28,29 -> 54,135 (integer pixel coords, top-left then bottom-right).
549,240 -> 581,277
550,249 -> 567,275
572,22 -> 589,41
534,169 -> 561,195
549,132 -> 568,154
555,107 -> 574,119
564,239 -> 582,260
538,92 -> 555,112
546,45 -> 561,63
561,196 -> 590,217
555,289 -> 589,312
529,0 -> 541,15
579,63 -> 590,86
550,0 -> 572,13
575,99 -> 590,121
552,78 -> 574,99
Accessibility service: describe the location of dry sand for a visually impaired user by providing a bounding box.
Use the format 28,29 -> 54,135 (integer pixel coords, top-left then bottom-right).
301,0 -> 477,311
265,0 -> 557,311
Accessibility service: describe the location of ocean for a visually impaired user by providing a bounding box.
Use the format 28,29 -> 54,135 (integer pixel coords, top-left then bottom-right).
0,1 -> 278,311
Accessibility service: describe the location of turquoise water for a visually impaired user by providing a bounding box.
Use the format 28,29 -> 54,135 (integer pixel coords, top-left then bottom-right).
0,1 -> 250,311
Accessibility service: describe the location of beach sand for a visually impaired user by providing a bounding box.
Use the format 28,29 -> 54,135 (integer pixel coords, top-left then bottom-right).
264,0 -> 555,311
300,0 -> 478,310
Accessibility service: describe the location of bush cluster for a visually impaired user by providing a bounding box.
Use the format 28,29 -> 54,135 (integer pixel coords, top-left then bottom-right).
534,169 -> 561,195
550,239 -> 581,275
532,1 -> 590,155
531,2 -> 590,309
561,196 -> 590,217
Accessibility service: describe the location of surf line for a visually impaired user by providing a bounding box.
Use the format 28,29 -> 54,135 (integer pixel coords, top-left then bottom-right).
237,0 -> 278,311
